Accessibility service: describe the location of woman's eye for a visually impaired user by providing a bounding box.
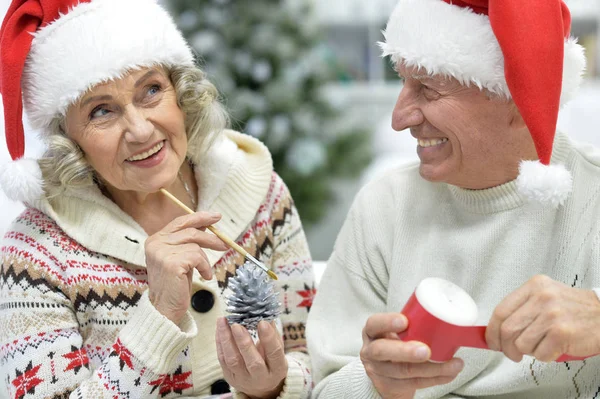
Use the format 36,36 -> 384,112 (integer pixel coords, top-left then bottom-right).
147,84 -> 161,97
90,106 -> 110,119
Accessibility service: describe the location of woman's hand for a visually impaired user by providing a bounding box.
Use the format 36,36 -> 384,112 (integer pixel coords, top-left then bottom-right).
145,212 -> 228,325
361,313 -> 464,399
486,275 -> 600,362
216,317 -> 288,399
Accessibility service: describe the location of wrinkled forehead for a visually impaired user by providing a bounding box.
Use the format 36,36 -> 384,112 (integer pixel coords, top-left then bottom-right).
89,66 -> 165,90
394,61 -> 457,85
76,66 -> 168,101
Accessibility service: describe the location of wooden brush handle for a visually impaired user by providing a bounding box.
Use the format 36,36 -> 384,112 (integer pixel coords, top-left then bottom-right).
160,188 -> 277,280
206,225 -> 247,256
159,188 -> 248,257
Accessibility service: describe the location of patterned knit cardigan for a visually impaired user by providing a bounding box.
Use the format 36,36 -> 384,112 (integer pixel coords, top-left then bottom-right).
0,131 -> 315,399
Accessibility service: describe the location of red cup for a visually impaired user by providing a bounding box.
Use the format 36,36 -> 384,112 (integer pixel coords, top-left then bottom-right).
398,278 -> 590,362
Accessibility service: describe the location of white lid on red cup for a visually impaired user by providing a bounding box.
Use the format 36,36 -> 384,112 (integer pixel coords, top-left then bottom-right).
415,278 -> 479,326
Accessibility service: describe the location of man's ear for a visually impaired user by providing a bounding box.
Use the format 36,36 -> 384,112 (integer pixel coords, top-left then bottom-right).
509,101 -> 527,130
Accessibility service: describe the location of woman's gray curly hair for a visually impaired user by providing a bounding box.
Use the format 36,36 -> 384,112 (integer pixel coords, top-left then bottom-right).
37,64 -> 229,199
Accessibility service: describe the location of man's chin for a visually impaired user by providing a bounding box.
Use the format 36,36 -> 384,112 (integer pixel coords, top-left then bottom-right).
418,163 -> 449,183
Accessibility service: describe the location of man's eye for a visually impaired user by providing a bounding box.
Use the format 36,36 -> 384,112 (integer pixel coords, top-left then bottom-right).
423,86 -> 441,99
90,106 -> 110,119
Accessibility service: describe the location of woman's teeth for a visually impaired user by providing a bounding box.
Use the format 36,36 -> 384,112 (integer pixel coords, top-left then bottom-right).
418,138 -> 448,148
127,142 -> 164,161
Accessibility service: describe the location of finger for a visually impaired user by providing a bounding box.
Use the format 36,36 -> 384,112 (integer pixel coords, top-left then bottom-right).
216,321 -> 226,365
256,338 -> 267,360
526,313 -> 572,362
366,358 -> 464,380
487,283 -> 533,351
532,329 -> 565,362
194,251 -> 212,280
231,324 -> 268,376
498,299 -> 541,362
215,320 -> 235,382
167,246 -> 212,280
373,374 -> 458,392
186,245 -> 213,280
363,313 -> 407,342
163,211 -> 222,234
257,321 -> 287,371
270,321 -> 284,346
361,339 -> 430,363
409,375 -> 461,390
216,318 -> 248,374
162,228 -> 228,251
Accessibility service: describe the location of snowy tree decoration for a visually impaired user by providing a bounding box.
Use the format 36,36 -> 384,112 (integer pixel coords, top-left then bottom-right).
286,138 -> 326,176
225,261 -> 281,330
170,0 -> 372,224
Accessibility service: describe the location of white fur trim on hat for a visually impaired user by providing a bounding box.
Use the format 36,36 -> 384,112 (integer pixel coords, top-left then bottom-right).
22,0 -> 195,132
0,158 -> 44,204
516,161 -> 572,207
379,0 -> 586,105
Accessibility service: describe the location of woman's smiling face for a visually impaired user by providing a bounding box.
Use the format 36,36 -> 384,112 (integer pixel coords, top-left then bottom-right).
65,66 -> 187,194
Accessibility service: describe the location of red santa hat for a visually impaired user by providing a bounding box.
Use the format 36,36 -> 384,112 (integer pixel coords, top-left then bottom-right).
379,0 -> 586,207
0,0 -> 194,203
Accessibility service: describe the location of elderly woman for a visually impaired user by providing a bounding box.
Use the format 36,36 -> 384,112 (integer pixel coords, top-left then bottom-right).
307,0 -> 600,398
0,0 -> 314,398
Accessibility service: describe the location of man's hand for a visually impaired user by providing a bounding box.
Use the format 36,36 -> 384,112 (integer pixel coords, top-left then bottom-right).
486,275 -> 600,362
361,313 -> 464,399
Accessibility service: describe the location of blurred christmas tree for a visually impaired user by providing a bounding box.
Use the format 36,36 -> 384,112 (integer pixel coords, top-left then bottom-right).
168,0 -> 372,225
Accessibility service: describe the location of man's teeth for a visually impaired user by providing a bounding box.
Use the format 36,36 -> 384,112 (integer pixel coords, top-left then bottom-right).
127,142 -> 164,161
418,138 -> 448,148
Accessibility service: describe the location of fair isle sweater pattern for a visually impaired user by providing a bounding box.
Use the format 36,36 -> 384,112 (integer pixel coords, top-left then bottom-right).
0,172 -> 314,399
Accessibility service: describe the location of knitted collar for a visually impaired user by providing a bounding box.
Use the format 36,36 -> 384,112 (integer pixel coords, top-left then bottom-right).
447,132 -> 574,214
30,130 -> 273,267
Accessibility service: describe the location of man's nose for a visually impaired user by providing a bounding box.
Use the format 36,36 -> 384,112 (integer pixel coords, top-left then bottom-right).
391,85 -> 424,132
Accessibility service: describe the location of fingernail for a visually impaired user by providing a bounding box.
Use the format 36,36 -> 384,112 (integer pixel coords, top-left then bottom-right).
210,212 -> 221,218
451,359 -> 464,373
218,318 -> 228,331
258,321 -> 269,334
392,316 -> 407,330
232,324 -> 244,338
414,345 -> 430,360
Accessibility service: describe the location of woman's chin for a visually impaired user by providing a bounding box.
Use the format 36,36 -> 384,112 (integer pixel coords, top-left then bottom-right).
115,173 -> 178,195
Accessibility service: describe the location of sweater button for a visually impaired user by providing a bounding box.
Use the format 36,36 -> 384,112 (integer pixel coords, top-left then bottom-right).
211,379 -> 230,394
190,289 -> 214,313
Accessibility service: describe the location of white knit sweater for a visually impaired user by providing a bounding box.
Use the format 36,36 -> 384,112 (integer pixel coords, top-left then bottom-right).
307,133 -> 600,398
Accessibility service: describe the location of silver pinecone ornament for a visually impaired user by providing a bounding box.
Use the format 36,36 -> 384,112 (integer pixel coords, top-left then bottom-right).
225,261 -> 281,329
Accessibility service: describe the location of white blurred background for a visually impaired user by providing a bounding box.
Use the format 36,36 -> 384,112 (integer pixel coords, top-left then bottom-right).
1,0 -> 600,265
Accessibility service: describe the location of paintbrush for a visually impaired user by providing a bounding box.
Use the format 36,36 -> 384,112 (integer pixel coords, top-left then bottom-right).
160,188 -> 278,280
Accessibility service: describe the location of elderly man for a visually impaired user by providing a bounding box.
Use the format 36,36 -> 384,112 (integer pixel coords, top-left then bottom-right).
306,0 -> 600,398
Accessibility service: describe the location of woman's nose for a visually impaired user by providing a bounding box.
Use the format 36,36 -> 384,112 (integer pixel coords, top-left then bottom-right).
391,85 -> 424,132
123,106 -> 154,143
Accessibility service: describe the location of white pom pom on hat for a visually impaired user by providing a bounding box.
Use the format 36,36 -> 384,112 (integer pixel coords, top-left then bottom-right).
0,158 -> 44,204
516,161 -> 573,208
